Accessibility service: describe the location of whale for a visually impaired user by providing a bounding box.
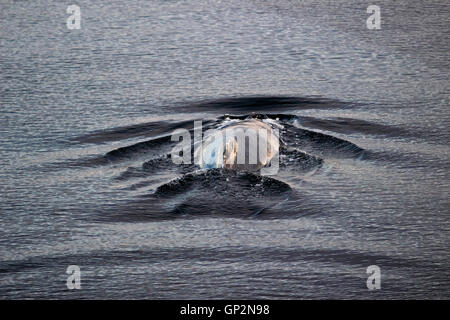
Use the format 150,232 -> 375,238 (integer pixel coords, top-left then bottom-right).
195,119 -> 279,173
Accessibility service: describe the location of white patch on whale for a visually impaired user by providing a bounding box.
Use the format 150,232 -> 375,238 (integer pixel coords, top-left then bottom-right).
195,119 -> 279,175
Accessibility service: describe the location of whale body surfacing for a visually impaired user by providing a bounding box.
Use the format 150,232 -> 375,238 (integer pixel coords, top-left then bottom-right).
196,119 -> 279,173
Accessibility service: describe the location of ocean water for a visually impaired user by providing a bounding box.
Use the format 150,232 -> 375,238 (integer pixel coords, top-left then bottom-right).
0,0 -> 449,299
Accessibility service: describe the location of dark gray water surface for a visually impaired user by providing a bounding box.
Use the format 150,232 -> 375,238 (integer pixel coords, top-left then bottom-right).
0,0 -> 449,299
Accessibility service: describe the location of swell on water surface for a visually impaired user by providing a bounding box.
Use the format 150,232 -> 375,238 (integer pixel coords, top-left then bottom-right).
3,90 -> 449,299
58,96 -> 426,223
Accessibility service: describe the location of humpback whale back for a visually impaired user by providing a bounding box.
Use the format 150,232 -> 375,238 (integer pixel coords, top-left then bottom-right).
196,119 -> 279,172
